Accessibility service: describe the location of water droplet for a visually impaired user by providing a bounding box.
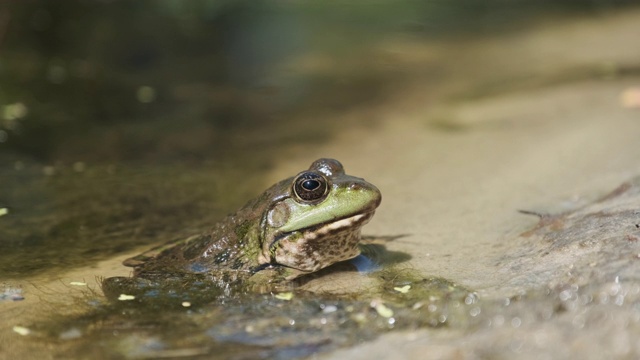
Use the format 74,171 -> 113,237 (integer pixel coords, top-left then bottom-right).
464,293 -> 478,305
579,294 -> 592,305
511,317 -> 522,328
322,305 -> 338,314
559,290 -> 572,302
614,294 -> 625,306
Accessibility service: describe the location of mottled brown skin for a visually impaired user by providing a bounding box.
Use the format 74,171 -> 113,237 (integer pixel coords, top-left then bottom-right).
124,178 -> 293,281
118,158 -> 381,284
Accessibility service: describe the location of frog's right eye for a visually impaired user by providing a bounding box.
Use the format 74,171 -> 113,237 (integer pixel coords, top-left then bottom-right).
293,171 -> 329,203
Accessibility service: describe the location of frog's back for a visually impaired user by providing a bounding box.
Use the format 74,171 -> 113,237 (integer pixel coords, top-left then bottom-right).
122,207 -> 264,279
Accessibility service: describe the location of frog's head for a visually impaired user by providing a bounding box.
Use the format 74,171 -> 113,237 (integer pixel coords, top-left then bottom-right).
258,158 -> 381,278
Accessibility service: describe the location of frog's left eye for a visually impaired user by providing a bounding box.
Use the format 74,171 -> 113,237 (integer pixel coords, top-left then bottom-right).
293,171 -> 329,203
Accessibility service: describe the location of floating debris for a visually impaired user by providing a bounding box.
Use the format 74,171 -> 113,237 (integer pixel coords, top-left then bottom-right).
69,282 -> 87,286
181,301 -> 191,307
118,294 -> 136,301
0,208 -> 8,217
393,285 -> 411,293
274,292 -> 294,301
13,326 -> 30,336
371,300 -> 394,318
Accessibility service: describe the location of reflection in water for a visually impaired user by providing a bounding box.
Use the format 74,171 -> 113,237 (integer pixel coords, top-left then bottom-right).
49,266 -> 473,359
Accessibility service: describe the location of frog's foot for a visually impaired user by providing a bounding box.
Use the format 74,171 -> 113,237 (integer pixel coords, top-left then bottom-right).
245,267 -> 302,293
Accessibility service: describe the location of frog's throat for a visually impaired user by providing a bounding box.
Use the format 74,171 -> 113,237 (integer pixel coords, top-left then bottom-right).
260,211 -> 375,270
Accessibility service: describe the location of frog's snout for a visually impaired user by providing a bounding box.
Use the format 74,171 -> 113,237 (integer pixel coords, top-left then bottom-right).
348,181 -> 382,209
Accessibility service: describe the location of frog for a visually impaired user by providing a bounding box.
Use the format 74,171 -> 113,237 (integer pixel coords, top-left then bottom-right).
103,158 -> 381,295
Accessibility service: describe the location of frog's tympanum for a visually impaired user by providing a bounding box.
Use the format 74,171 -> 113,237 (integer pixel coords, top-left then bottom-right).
112,159 -> 381,287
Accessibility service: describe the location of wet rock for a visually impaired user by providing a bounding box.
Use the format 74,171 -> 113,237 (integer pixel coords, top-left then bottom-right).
498,176 -> 640,291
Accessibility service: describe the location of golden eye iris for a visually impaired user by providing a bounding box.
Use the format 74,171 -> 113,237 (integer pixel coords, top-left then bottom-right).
293,171 -> 328,202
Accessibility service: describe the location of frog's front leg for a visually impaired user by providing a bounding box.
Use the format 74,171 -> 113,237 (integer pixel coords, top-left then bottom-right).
245,266 -> 306,293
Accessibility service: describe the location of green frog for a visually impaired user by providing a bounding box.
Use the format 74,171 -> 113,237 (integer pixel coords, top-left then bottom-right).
105,158 -> 381,292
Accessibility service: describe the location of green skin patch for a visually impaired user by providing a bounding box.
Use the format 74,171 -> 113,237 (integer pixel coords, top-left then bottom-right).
107,158 -> 382,288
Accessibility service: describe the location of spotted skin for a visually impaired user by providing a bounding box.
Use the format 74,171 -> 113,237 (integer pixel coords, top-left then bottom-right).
111,158 -> 381,285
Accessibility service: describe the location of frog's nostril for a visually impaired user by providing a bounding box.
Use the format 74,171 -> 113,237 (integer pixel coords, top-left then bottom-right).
349,183 -> 362,190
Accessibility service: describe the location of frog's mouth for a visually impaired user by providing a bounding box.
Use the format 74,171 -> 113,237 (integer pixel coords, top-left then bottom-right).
270,210 -> 374,245
296,211 -> 374,241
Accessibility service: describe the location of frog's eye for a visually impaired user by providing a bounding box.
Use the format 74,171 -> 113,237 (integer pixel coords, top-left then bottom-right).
293,171 -> 329,203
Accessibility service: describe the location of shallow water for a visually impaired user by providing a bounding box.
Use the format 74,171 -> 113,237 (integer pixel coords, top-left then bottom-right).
2,1 -> 640,359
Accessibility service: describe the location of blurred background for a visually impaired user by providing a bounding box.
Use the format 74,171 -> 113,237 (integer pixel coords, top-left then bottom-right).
0,0 -> 638,277
1,0 -> 636,164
